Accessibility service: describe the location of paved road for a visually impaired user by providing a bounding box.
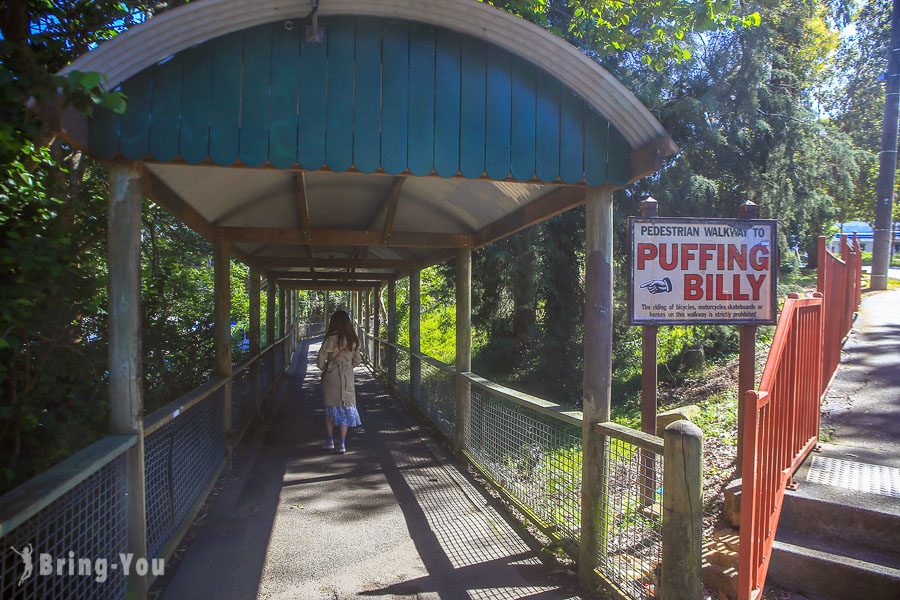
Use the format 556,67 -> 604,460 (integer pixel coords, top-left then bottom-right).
861,265 -> 900,280
822,289 -> 900,468
156,338 -> 579,600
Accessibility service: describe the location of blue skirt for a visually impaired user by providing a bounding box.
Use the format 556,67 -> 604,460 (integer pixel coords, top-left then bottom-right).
325,405 -> 362,427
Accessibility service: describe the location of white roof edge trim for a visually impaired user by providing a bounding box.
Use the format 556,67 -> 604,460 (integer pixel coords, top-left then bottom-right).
61,0 -> 671,152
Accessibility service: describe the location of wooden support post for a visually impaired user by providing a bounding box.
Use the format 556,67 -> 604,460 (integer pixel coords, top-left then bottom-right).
249,268 -> 261,356
324,290 -> 330,319
249,267 -> 261,412
455,248 -> 472,452
364,290 -> 370,334
266,274 -> 276,386
579,185 -> 614,591
388,279 -> 397,388
108,161 -> 148,598
640,198 -> 659,505
279,286 -> 287,366
737,200 -> 759,474
410,270 -> 422,404
661,420 -> 703,600
214,238 -> 233,461
373,284 -> 382,372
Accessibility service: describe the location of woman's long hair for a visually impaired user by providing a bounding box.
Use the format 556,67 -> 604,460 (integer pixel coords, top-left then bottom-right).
325,309 -> 359,351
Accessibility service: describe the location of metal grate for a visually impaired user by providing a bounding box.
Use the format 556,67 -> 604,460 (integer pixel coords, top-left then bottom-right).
394,348 -> 411,400
598,435 -> 663,600
417,359 -> 457,439
258,348 -> 273,397
144,386 -> 225,559
466,386 -> 582,547
806,456 -> 900,498
231,363 -> 258,441
0,455 -> 128,600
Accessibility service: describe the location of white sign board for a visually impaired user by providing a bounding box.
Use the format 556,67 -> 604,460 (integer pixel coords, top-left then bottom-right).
629,217 -> 777,325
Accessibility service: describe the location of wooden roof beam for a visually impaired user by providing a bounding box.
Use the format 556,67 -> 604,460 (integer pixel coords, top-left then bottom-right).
267,271 -> 398,281
143,169 -> 216,241
251,257 -> 416,269
219,227 -> 473,248
280,282 -> 381,291
474,186 -> 586,247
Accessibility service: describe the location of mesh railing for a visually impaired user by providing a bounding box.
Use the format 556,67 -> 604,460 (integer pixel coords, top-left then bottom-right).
259,346 -> 273,395
231,361 -> 258,440
144,384 -> 226,559
413,356 -> 457,439
465,381 -> 582,548
596,423 -> 664,600
395,347 -> 411,400
0,322 -> 326,598
0,445 -> 129,600
357,335 -> 672,600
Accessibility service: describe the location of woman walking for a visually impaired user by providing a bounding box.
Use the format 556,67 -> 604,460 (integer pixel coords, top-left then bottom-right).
316,310 -> 362,453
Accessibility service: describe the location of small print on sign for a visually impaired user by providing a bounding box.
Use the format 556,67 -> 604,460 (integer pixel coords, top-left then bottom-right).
629,217 -> 777,325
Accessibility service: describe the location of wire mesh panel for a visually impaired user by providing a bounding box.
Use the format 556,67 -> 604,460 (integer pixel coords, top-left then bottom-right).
417,359 -> 457,439
366,335 -> 375,365
259,348 -> 273,396
395,347 -> 411,400
273,340 -> 285,377
378,342 -> 389,378
144,386 -> 225,559
231,362 -> 257,441
598,434 -> 664,600
466,385 -> 582,547
0,454 -> 128,600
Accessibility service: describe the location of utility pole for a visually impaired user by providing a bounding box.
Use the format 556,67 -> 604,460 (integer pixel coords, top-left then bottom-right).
872,0 -> 900,290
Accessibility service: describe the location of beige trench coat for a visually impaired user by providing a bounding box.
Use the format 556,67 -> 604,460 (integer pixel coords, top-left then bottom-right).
316,334 -> 361,408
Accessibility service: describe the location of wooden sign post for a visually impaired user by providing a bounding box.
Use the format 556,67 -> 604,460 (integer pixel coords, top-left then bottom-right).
736,200 -> 759,475
640,198 -> 659,506
629,204 -> 776,483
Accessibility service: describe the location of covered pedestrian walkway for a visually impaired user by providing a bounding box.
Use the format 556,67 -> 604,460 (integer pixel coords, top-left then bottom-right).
0,2 -> 698,600
157,337 -> 578,600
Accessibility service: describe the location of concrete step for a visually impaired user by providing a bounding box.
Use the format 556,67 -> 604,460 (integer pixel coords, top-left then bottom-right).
781,448 -> 900,555
768,529 -> 900,600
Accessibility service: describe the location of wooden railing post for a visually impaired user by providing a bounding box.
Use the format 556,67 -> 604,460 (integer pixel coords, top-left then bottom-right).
640,198 -> 659,505
455,249 -> 472,452
266,274 -> 276,387
279,286 -> 287,366
736,200 -> 759,474
214,237 -> 233,462
373,284 -> 382,372
410,269 -> 422,404
108,160 -> 148,598
661,419 -> 703,600
580,185 -> 614,590
249,268 -> 261,411
388,279 -> 397,389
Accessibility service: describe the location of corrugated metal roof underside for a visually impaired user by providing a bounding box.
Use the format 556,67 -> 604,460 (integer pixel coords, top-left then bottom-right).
147,163 -> 556,267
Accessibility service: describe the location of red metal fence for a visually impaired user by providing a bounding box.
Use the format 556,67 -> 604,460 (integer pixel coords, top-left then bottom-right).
818,235 -> 863,390
738,294 -> 824,600
738,234 -> 862,600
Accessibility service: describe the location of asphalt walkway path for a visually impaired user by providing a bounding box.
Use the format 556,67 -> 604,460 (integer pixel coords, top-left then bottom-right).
822,289 -> 900,468
157,338 -> 579,600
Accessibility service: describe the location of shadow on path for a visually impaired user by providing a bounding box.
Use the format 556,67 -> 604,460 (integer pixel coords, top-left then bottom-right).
158,339 -> 579,600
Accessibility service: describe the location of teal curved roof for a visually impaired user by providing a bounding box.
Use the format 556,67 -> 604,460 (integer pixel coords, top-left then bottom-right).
89,17 -> 631,185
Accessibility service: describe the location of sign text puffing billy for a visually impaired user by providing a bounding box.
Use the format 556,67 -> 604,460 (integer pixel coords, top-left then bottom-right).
629,217 -> 777,325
